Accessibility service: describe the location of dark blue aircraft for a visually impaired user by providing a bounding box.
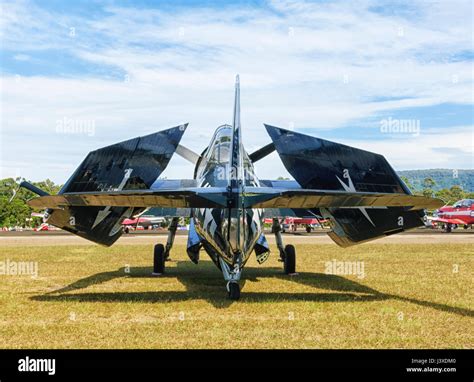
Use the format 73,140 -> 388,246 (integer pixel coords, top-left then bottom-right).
22,75 -> 443,299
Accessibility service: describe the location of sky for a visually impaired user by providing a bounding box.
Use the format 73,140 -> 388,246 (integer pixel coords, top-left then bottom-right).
1,0 -> 473,183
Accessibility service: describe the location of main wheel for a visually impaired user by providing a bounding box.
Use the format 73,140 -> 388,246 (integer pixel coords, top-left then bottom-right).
227,282 -> 240,300
284,244 -> 296,274
306,225 -> 311,233
445,224 -> 452,233
152,244 -> 165,275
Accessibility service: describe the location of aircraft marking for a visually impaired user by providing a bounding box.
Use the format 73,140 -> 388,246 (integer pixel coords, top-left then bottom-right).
336,174 -> 376,226
92,169 -> 133,229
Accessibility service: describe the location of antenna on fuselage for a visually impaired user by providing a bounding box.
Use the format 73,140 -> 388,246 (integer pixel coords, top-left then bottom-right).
229,74 -> 243,190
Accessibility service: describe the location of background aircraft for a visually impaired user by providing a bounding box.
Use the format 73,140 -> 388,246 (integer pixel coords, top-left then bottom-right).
122,208 -> 167,231
263,217 -> 326,233
431,199 -> 474,232
18,76 -> 443,299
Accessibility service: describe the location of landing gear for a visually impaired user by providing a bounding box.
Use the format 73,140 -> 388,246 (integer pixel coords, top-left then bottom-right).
227,282 -> 240,300
306,225 -> 312,233
272,218 -> 286,262
152,244 -> 165,275
444,223 -> 452,233
151,217 -> 179,276
273,218 -> 297,274
284,244 -> 296,274
219,257 -> 242,300
164,217 -> 179,260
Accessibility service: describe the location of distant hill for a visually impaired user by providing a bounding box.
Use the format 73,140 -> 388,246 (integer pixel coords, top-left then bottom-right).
396,169 -> 474,192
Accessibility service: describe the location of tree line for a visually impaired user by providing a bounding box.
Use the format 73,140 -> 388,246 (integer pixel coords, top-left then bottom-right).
0,178 -> 62,228
400,176 -> 474,204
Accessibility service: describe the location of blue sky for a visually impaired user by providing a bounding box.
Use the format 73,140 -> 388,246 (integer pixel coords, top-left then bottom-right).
1,0 -> 473,182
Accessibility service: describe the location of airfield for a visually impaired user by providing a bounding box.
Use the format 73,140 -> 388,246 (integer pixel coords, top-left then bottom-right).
0,229 -> 472,348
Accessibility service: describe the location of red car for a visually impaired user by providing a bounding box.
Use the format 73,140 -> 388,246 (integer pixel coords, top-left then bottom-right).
432,199 -> 474,232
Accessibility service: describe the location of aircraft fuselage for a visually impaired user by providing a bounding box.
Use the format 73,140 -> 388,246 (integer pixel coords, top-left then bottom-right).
191,124 -> 265,268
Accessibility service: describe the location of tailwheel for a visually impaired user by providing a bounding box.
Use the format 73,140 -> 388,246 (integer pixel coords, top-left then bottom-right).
152,244 -> 165,276
227,282 -> 241,300
284,244 -> 296,275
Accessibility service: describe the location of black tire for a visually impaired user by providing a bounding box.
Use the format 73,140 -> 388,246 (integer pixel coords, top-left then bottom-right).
445,224 -> 452,233
153,244 -> 165,274
227,282 -> 240,300
284,244 -> 296,274
306,225 -> 311,233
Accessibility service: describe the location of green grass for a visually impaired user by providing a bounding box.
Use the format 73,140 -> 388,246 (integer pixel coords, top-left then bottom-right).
0,243 -> 472,348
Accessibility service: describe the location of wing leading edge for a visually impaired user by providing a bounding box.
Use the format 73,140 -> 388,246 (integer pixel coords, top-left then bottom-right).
28,188 -> 228,209
29,187 -> 442,210
243,188 -> 443,210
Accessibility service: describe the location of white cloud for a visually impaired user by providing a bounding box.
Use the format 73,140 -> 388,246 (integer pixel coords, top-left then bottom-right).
344,125 -> 474,170
1,0 -> 472,182
12,53 -> 30,61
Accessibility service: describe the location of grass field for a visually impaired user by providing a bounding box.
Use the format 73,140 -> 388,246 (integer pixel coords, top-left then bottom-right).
0,241 -> 472,348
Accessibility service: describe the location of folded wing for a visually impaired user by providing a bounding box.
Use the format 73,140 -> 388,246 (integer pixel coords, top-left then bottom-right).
260,124 -> 444,246
39,125 -> 189,246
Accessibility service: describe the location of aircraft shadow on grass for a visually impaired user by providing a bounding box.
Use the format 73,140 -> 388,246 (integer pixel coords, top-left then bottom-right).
31,260 -> 474,316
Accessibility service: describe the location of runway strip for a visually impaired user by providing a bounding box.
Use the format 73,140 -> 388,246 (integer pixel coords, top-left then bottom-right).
0,232 -> 473,246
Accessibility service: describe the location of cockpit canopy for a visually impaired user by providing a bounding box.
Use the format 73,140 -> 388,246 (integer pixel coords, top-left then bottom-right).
208,124 -> 232,163
453,199 -> 473,208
